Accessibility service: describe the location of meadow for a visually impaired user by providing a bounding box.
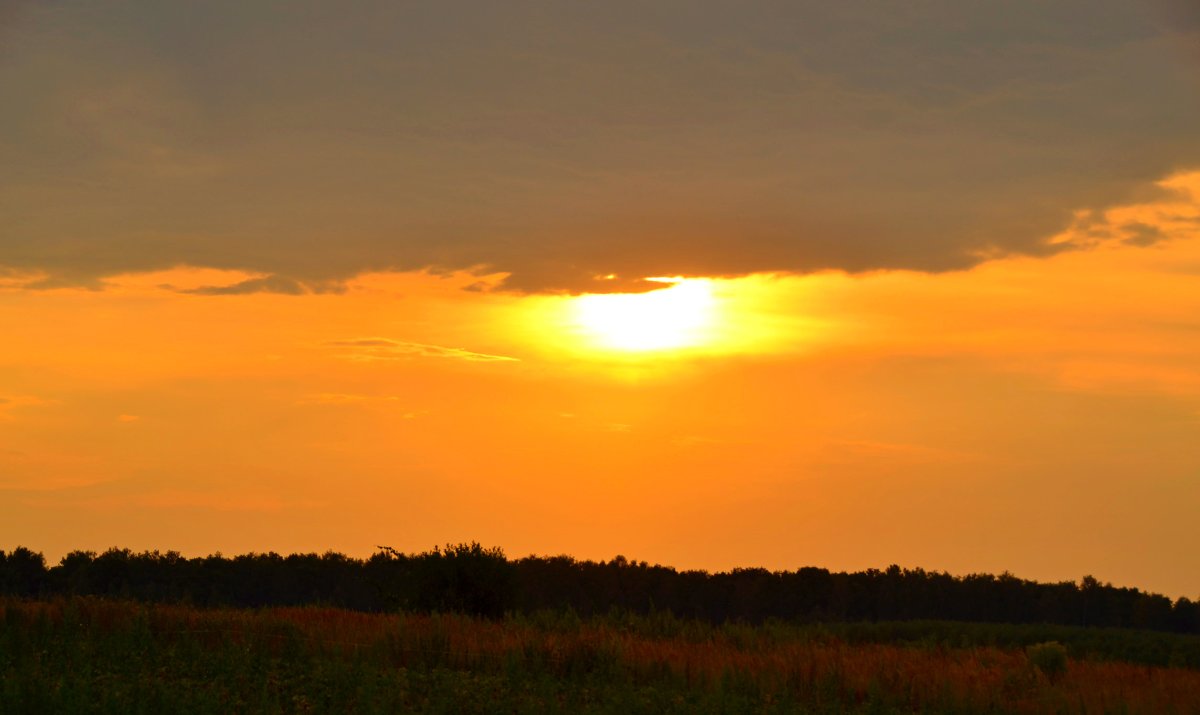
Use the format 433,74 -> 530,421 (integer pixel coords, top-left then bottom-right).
3,597 -> 1199,714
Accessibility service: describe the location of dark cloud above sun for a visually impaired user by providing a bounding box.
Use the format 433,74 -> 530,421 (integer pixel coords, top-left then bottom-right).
2,1 -> 1199,293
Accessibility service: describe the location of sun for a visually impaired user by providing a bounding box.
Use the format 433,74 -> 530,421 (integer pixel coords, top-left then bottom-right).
572,278 -> 717,353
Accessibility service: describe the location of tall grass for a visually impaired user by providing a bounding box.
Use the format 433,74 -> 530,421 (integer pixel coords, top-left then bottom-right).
2,598 -> 1199,713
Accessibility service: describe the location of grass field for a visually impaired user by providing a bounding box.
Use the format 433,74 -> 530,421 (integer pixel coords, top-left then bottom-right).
2,598 -> 1199,714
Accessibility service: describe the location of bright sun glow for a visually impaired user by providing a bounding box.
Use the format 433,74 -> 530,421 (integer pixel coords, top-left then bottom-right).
572,278 -> 717,352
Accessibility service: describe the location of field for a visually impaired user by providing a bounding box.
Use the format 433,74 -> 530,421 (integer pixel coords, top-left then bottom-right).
2,598 -> 1199,714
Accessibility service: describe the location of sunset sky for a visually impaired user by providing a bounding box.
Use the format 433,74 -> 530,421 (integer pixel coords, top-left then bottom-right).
3,1 -> 1199,598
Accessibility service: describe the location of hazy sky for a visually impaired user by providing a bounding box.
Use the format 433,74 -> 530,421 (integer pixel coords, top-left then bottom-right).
2,2 -> 1199,597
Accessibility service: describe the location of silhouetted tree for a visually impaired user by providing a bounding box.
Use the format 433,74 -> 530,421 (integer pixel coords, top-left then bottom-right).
0,545 -> 1195,637
0,547 -> 47,596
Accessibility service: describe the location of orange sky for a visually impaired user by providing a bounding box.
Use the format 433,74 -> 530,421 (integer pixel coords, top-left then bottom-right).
3,171 -> 1198,597
4,1 -> 1200,601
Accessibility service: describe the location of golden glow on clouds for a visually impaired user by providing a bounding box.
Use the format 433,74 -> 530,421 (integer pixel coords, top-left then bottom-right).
572,278 -> 717,353
1,171 -> 1199,596
509,275 -> 810,364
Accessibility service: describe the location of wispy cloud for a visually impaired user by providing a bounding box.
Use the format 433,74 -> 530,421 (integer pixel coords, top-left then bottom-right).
173,274 -> 346,296
1120,222 -> 1167,248
0,476 -> 118,493
0,268 -> 51,291
1048,175 -> 1200,251
294,394 -> 423,419
0,448 -> 114,492
0,395 -> 57,420
822,440 -> 983,466
297,393 -> 389,405
180,275 -> 308,295
326,338 -> 518,363
22,490 -> 327,512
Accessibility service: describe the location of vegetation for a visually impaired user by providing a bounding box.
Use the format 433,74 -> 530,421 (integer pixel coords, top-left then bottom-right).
1026,642 -> 1069,681
2,544 -> 1196,637
4,543 -> 1200,712
4,597 -> 1200,714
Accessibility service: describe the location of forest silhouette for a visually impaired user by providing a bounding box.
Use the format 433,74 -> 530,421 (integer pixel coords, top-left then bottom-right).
2,543 -> 1196,638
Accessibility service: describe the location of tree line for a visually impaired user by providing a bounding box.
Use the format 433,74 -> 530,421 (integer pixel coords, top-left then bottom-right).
1,543 -> 1196,634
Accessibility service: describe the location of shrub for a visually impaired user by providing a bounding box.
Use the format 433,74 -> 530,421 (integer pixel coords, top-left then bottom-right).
1027,641 -> 1068,680
409,542 -> 516,619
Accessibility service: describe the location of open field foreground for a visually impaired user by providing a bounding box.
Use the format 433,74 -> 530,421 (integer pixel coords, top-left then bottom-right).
2,598 -> 1198,714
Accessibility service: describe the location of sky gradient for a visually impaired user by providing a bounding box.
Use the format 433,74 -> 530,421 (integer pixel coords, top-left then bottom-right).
2,2 -> 1199,598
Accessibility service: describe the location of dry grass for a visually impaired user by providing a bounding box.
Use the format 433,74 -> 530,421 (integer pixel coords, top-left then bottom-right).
4,598 -> 1199,714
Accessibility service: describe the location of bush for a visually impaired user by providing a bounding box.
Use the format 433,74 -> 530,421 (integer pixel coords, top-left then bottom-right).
1027,641 -> 1068,680
408,542 -> 516,619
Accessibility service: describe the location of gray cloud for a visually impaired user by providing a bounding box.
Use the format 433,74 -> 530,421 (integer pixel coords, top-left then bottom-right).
2,1 -> 1199,293
177,274 -> 311,296
1120,222 -> 1168,247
